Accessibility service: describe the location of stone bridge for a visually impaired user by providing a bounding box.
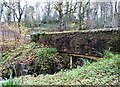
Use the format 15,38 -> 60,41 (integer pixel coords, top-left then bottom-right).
31,28 -> 120,58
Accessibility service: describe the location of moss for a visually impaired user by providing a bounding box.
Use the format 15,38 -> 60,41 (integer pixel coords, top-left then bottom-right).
30,33 -> 40,42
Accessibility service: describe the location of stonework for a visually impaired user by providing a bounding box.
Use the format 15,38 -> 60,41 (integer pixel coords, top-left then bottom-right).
36,29 -> 120,57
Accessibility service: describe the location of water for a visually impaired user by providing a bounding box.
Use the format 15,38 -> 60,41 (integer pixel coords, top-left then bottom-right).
0,79 -> 7,86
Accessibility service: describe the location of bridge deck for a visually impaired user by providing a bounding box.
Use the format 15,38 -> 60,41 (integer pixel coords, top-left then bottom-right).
39,28 -> 119,35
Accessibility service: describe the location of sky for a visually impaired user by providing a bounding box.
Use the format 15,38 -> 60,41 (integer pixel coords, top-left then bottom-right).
21,0 -> 119,3
21,0 -> 58,6
19,0 -> 120,7
2,0 -> 120,6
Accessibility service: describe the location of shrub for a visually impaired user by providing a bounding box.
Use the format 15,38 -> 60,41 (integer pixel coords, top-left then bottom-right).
35,48 -> 58,74
37,48 -> 57,58
30,33 -> 40,42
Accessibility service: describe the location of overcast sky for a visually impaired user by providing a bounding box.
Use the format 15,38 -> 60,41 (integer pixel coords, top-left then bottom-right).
21,0 -> 119,4
2,0 -> 120,6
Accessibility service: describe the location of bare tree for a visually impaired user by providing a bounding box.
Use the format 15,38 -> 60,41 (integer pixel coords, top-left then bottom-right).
110,2 -> 113,26
3,0 -> 25,27
24,0 -> 28,27
35,2 -> 41,23
54,0 -> 78,30
78,1 -> 82,30
78,0 -> 90,30
0,0 -> 3,22
41,0 -> 53,24
54,1 -> 63,30
64,0 -> 69,29
46,1 -> 52,23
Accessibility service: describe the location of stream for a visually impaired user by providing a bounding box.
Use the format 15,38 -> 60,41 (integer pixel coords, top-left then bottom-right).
0,79 -> 8,86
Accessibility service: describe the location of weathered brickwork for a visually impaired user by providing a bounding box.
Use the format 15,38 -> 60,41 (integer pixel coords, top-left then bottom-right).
35,29 -> 120,57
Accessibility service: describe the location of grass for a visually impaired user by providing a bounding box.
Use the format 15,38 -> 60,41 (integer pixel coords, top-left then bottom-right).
12,51 -> 120,85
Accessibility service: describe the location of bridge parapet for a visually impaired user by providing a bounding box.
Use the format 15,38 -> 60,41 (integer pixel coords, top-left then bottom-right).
31,28 -> 120,57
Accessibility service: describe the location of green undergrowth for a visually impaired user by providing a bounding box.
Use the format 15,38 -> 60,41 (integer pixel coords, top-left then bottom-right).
12,51 -> 120,85
1,42 -> 70,79
1,42 -> 38,65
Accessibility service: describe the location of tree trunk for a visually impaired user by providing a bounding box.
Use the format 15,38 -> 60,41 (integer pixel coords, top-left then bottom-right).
59,15 -> 63,30
78,2 -> 82,30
